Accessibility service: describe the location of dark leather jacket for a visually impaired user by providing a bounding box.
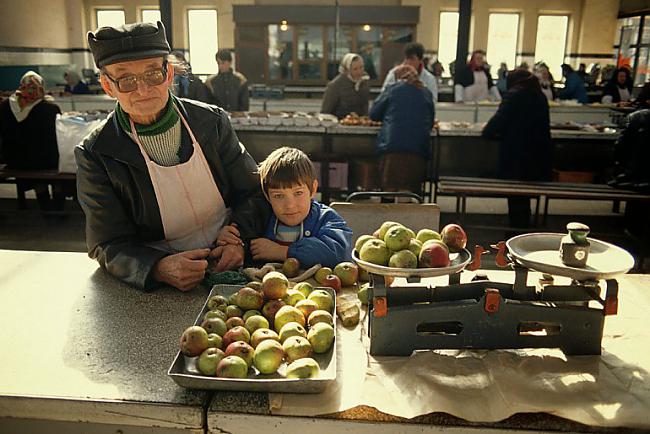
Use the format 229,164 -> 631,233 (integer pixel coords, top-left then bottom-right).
75,97 -> 270,290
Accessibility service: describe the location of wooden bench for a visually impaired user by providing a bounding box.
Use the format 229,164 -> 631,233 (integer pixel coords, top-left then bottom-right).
0,167 -> 76,209
435,176 -> 650,225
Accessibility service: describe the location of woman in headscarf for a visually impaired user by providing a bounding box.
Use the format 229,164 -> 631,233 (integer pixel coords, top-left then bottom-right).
454,50 -> 501,103
63,70 -> 91,94
533,62 -> 556,101
321,52 -> 370,119
601,67 -> 633,105
482,68 -> 552,231
369,64 -> 435,195
0,71 -> 64,210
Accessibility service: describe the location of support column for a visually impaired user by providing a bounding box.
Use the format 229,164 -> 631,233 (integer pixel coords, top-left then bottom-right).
160,0 -> 173,48
454,0 -> 471,77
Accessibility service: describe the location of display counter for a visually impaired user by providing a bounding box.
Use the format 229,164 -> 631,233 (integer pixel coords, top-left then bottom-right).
50,95 -> 617,125
2,250 -> 647,433
232,123 -> 619,201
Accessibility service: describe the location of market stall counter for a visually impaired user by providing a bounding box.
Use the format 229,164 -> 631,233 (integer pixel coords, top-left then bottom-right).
1,251 -> 649,433
233,121 -> 619,203
206,269 -> 650,434
0,250 -> 211,434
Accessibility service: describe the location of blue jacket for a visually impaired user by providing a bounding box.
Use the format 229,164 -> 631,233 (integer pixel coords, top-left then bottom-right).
264,199 -> 353,268
558,72 -> 588,104
369,81 -> 435,159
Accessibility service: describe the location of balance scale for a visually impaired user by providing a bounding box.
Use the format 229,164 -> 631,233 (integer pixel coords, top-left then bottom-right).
352,233 -> 635,356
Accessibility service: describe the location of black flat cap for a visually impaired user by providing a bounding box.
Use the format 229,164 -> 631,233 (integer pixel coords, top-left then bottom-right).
87,21 -> 171,68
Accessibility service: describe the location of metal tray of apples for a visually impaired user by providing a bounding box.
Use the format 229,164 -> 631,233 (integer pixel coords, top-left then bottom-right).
352,248 -> 472,278
167,284 -> 337,393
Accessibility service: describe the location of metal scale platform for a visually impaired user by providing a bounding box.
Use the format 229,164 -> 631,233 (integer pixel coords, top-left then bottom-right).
353,233 -> 635,356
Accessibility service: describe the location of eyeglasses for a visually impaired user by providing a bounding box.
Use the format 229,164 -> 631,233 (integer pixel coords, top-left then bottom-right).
104,61 -> 168,93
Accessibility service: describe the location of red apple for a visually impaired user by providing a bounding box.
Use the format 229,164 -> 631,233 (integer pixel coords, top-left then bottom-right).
418,241 -> 451,268
441,223 -> 467,253
262,299 -> 286,322
321,274 -> 342,293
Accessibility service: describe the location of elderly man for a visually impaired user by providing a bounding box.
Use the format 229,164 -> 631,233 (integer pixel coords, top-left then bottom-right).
77,21 -> 269,291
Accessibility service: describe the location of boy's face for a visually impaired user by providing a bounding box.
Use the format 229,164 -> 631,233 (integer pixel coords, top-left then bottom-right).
267,180 -> 318,227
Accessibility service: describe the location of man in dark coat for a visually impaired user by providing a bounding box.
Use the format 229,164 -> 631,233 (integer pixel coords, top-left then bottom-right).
205,50 -> 249,112
482,68 -> 553,229
78,21 -> 269,291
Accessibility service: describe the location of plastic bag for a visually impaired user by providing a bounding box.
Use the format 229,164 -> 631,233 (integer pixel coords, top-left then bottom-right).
55,113 -> 104,173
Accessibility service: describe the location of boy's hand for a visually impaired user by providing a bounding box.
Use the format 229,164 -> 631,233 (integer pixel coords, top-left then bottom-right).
250,238 -> 289,261
209,244 -> 245,272
216,224 -> 242,246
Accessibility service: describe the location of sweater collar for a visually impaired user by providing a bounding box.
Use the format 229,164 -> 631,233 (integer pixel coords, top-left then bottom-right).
115,91 -> 179,136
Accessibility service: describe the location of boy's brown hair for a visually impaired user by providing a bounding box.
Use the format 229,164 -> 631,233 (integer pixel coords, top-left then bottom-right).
258,147 -> 317,196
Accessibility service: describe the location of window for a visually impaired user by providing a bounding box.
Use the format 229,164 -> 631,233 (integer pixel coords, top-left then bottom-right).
487,13 -> 519,77
297,26 -> 323,79
438,12 -> 459,76
187,10 -> 218,75
261,23 -> 413,83
327,26 -> 353,79
141,9 -> 161,24
357,25 -> 382,80
268,24 -> 294,80
535,15 -> 569,80
96,10 -> 125,29
385,27 -> 413,44
615,16 -> 650,85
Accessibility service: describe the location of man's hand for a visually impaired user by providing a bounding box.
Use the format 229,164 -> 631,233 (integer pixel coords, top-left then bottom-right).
216,223 -> 242,246
152,248 -> 210,292
250,238 -> 289,261
209,243 -> 245,272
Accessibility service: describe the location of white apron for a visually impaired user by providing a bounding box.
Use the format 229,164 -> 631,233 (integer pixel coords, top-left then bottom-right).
464,70 -> 490,102
130,107 -> 228,253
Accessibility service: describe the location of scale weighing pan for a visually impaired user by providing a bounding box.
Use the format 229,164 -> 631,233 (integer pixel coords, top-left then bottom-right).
352,248 -> 471,278
506,233 -> 635,281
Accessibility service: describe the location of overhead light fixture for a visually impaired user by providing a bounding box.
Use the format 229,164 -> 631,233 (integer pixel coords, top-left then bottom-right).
280,20 -> 288,31
363,24 -> 371,31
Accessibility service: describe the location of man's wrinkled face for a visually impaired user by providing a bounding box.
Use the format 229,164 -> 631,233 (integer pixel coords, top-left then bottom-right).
100,57 -> 172,122
267,180 -> 317,227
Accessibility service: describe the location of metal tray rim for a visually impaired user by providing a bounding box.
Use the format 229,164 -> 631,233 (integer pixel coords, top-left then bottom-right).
167,284 -> 336,393
506,232 -> 635,280
352,248 -> 471,277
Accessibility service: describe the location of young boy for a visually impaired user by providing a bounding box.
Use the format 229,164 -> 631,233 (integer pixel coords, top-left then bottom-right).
218,147 -> 352,268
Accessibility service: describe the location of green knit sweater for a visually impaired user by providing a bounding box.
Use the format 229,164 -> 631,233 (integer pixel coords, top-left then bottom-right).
116,93 -> 183,166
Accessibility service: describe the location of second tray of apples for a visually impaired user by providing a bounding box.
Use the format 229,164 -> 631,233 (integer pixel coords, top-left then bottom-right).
168,284 -> 337,393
